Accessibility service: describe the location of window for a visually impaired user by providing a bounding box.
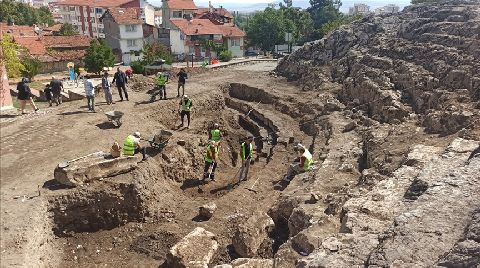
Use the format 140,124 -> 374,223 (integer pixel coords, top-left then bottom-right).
92,27 -> 96,32
127,39 -> 137,47
231,38 -> 240,46
69,6 -> 75,11
172,11 -> 182,18
77,16 -> 81,21
95,7 -> 103,14
98,27 -> 104,33
91,17 -> 96,23
125,25 -> 137,32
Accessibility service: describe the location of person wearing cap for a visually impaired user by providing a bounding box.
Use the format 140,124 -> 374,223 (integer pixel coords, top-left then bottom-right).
49,76 -> 63,106
152,72 -> 167,101
238,136 -> 255,183
102,71 -> 114,105
209,123 -> 222,143
203,140 -> 218,181
179,95 -> 193,128
275,146 -> 313,190
123,132 -> 146,160
84,74 -> 95,112
176,68 -> 188,97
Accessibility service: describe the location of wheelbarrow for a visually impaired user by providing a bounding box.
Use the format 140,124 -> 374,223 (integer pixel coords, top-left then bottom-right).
105,111 -> 124,127
148,129 -> 173,150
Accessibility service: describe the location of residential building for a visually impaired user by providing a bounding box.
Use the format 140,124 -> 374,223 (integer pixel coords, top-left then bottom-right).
101,8 -> 144,65
13,35 -> 92,73
161,0 -> 197,29
349,3 -> 370,15
154,10 -> 162,26
54,0 -> 154,38
374,4 -> 400,15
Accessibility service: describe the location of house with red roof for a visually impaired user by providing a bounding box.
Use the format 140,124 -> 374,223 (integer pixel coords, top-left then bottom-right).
54,0 -> 155,38
161,0 -> 245,60
101,8 -> 144,65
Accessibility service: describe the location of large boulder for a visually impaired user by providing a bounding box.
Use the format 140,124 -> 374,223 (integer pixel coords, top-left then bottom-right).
232,212 -> 275,257
54,153 -> 140,186
166,227 -> 218,268
231,258 -> 274,268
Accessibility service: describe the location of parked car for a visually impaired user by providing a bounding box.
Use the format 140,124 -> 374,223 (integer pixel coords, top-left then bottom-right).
245,51 -> 259,57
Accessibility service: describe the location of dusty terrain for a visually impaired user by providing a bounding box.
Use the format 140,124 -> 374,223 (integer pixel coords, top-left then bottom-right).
1,1 -> 480,267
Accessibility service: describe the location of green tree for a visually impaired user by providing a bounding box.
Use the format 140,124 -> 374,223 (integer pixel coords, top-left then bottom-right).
84,39 -> 115,74
142,42 -> 172,65
1,35 -> 25,78
0,0 -> 53,25
59,23 -> 78,36
21,56 -> 42,80
320,14 -> 362,36
280,4 -> 314,44
246,7 -> 286,51
308,0 -> 342,39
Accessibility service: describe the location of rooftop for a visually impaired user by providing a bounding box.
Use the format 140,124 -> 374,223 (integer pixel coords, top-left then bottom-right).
55,0 -> 134,8
165,0 -> 197,10
14,35 -> 92,62
103,8 -> 143,24
195,7 -> 232,18
0,23 -> 36,37
170,18 -> 223,35
218,24 -> 245,37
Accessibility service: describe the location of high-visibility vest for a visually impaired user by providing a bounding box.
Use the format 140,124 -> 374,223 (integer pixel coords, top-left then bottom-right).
241,142 -> 253,160
156,74 -> 166,86
181,99 -> 192,112
210,129 -> 221,142
123,135 -> 136,156
205,145 -> 218,163
302,149 -> 313,171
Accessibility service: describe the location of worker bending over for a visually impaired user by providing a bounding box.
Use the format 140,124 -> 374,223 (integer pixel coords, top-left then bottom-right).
179,95 -> 193,128
209,123 -> 222,143
238,136 -> 255,183
203,140 -> 218,181
275,146 -> 312,190
123,132 -> 146,161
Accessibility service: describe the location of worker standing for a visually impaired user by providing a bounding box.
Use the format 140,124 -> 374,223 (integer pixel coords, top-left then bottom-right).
178,95 -> 193,129
152,72 -> 167,101
203,140 -> 218,182
238,136 -> 255,183
209,123 -> 222,143
49,76 -> 63,106
275,146 -> 313,190
176,68 -> 188,97
112,67 -> 128,101
84,75 -> 95,112
123,132 -> 146,161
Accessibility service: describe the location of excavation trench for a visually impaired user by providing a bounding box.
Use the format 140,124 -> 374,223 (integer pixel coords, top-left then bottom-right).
48,181 -> 146,237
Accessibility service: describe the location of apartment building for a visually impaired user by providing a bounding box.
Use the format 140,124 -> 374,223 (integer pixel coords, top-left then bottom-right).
54,0 -> 154,38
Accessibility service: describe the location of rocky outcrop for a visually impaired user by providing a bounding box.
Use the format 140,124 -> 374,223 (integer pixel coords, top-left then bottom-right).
276,0 -> 480,134
232,212 -> 275,257
166,227 -> 218,268
54,153 -> 140,186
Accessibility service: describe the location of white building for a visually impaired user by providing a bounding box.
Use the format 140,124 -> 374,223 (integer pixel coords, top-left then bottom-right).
349,3 -> 370,15
54,0 -> 155,38
374,4 -> 400,15
161,0 -> 197,29
101,8 -> 144,65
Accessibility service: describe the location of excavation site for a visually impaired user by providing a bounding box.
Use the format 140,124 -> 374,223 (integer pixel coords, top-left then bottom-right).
1,1 -> 479,267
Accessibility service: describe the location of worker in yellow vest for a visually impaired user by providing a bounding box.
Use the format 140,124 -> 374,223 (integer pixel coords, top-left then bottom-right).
275,146 -> 312,190
203,140 -> 218,181
123,132 -> 146,161
209,123 -> 222,144
179,95 -> 193,129
151,72 -> 167,101
238,136 -> 255,183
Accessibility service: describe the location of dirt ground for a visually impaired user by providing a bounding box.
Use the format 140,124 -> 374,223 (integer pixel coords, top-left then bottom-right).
0,61 -> 315,267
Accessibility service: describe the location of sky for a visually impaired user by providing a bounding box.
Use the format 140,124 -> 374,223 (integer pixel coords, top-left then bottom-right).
150,0 -> 413,12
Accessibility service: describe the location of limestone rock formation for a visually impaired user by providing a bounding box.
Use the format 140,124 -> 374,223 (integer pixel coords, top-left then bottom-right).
277,0 -> 480,135
166,227 -> 218,268
232,212 -> 275,257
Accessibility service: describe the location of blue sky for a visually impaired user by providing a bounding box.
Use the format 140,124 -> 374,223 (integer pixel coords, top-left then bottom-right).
150,0 -> 413,12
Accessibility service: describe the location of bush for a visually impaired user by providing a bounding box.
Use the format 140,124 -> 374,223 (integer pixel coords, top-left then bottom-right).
130,60 -> 145,74
219,50 -> 233,62
21,56 -> 42,80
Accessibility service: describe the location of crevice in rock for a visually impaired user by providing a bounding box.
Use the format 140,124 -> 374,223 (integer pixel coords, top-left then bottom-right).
404,178 -> 429,200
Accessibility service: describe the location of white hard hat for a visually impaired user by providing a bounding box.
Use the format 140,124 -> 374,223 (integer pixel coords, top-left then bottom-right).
133,132 -> 141,138
214,123 -> 219,127
209,140 -> 216,146
183,95 -> 188,99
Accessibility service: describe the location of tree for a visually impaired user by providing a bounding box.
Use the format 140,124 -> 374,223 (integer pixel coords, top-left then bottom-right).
246,7 -> 286,51
84,39 -> 115,74
142,42 -> 172,65
59,23 -> 78,36
1,35 -> 25,78
21,56 -> 42,80
320,14 -> 362,36
0,0 -> 53,26
308,0 -> 343,39
280,4 -> 314,44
